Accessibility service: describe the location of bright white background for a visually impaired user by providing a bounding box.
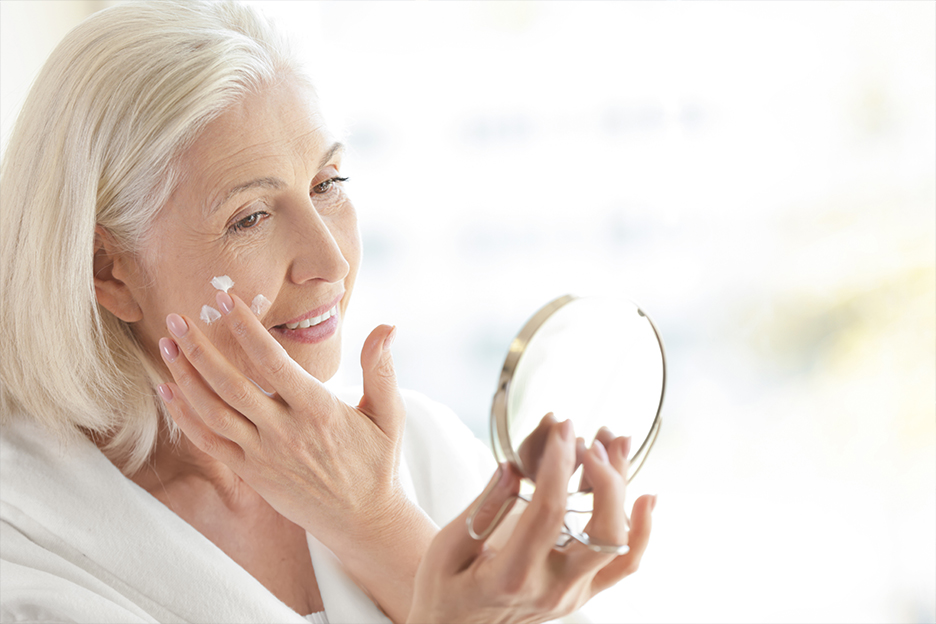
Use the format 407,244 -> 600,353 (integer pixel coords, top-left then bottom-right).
2,2 -> 934,622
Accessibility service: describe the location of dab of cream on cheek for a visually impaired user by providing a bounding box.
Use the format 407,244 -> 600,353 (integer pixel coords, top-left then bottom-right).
250,294 -> 271,317
199,275 -> 270,324
200,275 -> 233,325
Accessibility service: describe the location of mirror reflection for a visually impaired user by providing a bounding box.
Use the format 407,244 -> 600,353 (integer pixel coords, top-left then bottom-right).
492,294 -> 665,499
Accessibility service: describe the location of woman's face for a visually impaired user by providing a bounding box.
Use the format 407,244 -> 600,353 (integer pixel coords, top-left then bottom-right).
127,77 -> 360,385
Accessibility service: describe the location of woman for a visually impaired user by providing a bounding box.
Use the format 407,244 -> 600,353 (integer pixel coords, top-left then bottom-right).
0,2 -> 654,622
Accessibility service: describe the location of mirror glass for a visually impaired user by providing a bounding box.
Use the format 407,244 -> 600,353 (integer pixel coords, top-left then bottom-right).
491,294 -> 665,496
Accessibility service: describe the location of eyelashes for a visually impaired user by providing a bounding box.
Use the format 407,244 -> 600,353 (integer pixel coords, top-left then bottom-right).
312,176 -> 349,195
225,176 -> 349,236
228,210 -> 270,234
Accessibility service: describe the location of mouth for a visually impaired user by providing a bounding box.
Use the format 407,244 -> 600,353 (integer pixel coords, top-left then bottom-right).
270,292 -> 344,344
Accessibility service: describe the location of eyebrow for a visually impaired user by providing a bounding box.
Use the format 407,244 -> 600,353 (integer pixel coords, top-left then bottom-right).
205,141 -> 345,217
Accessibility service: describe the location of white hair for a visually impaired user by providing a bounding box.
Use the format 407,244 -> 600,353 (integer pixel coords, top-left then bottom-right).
0,0 -> 306,475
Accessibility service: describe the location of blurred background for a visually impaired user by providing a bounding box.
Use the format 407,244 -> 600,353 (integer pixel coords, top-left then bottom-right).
2,1 -> 933,622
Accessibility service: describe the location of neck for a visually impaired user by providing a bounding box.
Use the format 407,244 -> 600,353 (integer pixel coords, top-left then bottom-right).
129,422 -> 253,513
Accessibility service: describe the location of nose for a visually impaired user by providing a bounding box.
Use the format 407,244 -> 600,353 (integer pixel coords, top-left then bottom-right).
287,197 -> 351,285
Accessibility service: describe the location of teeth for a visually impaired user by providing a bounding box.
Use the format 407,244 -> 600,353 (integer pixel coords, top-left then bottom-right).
285,305 -> 337,330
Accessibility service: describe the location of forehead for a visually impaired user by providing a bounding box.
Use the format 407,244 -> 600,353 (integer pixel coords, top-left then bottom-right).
176,78 -> 333,205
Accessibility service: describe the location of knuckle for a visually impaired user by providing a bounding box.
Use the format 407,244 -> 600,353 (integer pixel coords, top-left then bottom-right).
228,316 -> 250,339
202,406 -> 230,430
220,378 -> 253,407
262,353 -> 289,378
174,369 -> 199,390
185,340 -> 207,363
536,497 -> 566,524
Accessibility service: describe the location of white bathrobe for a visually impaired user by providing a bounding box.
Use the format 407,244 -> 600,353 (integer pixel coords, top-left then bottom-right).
0,389 -> 495,623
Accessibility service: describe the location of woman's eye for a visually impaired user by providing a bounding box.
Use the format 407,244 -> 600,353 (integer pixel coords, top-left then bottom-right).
312,176 -> 348,195
229,210 -> 268,233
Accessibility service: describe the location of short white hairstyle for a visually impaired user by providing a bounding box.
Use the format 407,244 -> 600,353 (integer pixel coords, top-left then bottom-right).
0,0 -> 306,474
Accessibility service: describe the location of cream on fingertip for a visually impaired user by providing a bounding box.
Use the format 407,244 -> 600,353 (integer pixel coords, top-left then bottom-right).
200,305 -> 221,324
210,275 -> 234,293
250,294 -> 271,317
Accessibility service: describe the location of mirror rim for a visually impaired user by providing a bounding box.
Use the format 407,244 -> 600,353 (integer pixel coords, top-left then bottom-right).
490,294 -> 666,484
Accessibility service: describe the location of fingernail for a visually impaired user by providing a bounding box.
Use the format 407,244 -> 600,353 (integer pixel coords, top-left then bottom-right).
383,325 -> 397,352
156,383 -> 174,403
619,436 -> 632,461
250,294 -> 271,317
159,337 -> 179,362
651,494 -> 658,512
560,419 -> 573,441
167,313 -> 188,337
592,439 -> 608,463
216,291 -> 234,314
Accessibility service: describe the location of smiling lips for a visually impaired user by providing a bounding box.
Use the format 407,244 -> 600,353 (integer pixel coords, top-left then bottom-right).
272,293 -> 343,344
283,305 -> 338,330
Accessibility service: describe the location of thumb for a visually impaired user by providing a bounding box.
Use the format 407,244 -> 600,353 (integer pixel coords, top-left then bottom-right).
358,324 -> 405,437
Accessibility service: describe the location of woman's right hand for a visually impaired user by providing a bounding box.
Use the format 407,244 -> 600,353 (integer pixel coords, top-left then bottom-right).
408,419 -> 655,624
157,291 -> 435,623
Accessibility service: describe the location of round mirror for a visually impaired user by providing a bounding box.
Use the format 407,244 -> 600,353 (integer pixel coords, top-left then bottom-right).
483,294 -> 665,552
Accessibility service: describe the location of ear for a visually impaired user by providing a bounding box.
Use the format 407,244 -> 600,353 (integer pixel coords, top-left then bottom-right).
94,226 -> 144,323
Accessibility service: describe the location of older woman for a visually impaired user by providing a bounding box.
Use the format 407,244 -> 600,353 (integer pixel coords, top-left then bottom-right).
0,2 -> 654,623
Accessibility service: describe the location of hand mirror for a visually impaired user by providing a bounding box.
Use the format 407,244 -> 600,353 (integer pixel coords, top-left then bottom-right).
469,294 -> 665,554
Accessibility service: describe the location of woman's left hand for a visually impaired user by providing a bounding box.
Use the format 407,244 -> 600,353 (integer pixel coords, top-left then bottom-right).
408,419 -> 655,624
157,291 -> 435,622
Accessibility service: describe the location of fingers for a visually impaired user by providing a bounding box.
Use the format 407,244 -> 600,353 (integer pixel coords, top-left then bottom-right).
591,494 -> 655,593
357,325 -> 406,439
159,317 -> 261,447
606,435 -> 631,479
433,463 -> 521,573
577,440 -> 628,552
156,382 -> 246,466
214,291 -> 321,406
500,420 -> 576,575
516,412 -> 556,481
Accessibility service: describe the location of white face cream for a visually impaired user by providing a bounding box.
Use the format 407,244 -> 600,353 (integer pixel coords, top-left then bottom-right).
200,305 -> 221,324
210,275 -> 234,293
250,294 -> 271,317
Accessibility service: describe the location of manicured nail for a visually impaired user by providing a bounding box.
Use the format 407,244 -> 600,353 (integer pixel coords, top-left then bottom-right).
560,419 -> 573,441
156,383 -> 174,403
383,325 -> 397,352
159,337 -> 179,362
619,436 -> 632,461
250,294 -> 271,317
200,305 -> 221,325
166,313 -> 188,337
592,439 -> 608,463
216,291 -> 234,314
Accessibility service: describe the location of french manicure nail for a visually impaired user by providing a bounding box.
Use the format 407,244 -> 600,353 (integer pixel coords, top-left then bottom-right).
383,325 -> 397,352
159,337 -> 179,363
167,313 -> 188,337
156,383 -> 174,403
216,291 -> 234,314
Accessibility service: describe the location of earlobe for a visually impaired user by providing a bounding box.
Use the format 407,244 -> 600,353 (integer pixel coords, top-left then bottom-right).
93,226 -> 144,323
